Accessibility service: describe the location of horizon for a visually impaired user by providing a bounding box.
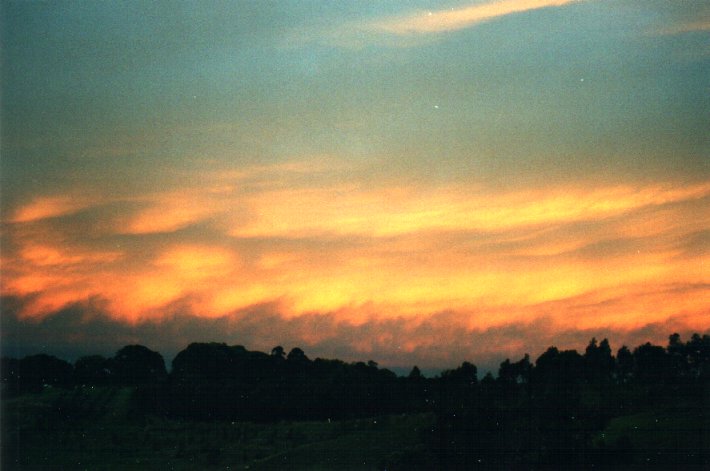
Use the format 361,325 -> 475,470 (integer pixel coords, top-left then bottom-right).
2,0 -> 709,371
4,330 -> 706,381
2,309 -> 704,377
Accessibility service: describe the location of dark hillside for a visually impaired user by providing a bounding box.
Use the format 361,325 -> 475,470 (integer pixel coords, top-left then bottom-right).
2,333 -> 708,469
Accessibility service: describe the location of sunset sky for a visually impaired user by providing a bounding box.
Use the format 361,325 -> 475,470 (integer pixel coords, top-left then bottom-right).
2,0 -> 708,370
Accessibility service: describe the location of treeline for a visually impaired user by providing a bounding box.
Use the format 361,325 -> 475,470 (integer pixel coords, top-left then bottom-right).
421,334 -> 709,469
2,333 -> 708,468
2,333 -> 708,419
1,343 -> 408,421
1,345 -> 167,396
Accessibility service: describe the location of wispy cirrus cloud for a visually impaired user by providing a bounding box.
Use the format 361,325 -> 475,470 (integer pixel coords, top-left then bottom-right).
229,181 -> 710,238
121,194 -> 226,235
367,0 -> 584,36
285,0 -> 587,49
656,19 -> 710,36
8,196 -> 97,223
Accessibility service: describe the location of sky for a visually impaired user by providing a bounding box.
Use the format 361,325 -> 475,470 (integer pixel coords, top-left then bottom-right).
1,0 -> 709,371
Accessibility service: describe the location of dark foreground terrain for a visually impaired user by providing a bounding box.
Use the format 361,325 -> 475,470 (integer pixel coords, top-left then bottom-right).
3,386 -> 433,470
2,333 -> 709,470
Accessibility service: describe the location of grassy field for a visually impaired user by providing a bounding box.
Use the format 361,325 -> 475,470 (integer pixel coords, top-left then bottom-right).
591,402 -> 709,469
2,386 -> 434,470
4,385 -> 707,470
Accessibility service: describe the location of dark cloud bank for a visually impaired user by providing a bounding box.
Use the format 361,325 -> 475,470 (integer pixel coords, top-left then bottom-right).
2,295 -> 706,376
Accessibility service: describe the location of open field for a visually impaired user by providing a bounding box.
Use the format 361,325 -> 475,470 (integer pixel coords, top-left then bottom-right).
2,386 -> 434,470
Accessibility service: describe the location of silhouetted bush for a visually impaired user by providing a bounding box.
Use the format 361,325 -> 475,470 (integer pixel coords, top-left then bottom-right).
110,345 -> 167,386
1,354 -> 73,394
74,355 -> 111,386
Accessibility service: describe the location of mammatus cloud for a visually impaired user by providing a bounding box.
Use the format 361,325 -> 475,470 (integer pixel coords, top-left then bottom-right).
368,0 -> 584,36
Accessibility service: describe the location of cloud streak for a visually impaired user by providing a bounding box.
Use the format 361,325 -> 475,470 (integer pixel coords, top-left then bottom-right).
367,0 -> 584,35
229,181 -> 710,238
657,19 -> 710,36
9,196 -> 98,223
2,159 -> 708,337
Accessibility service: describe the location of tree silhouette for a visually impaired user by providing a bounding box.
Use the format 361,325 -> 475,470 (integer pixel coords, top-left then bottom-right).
15,354 -> 73,393
1,355 -> 73,395
686,333 -> 710,379
111,345 -> 167,386
584,337 -> 614,385
633,342 -> 670,385
498,354 -> 531,390
616,345 -> 633,384
270,345 -> 285,359
287,347 -> 309,363
441,361 -> 478,387
408,365 -> 423,380
74,355 -> 111,386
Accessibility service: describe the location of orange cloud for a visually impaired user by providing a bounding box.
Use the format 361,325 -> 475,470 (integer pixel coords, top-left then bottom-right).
154,244 -> 237,277
657,19 -> 710,36
122,194 -> 224,234
20,244 -> 121,266
369,0 -> 583,35
2,160 -> 708,342
9,196 -> 94,223
229,181 -> 710,238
